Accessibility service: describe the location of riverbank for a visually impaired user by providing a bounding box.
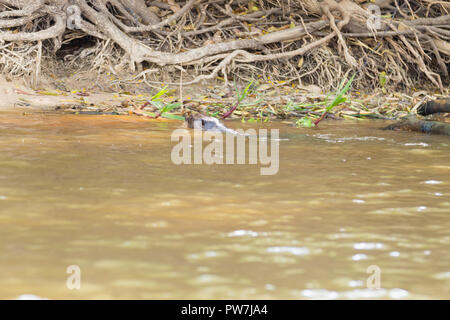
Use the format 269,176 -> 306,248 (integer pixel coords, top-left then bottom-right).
1,75 -> 448,123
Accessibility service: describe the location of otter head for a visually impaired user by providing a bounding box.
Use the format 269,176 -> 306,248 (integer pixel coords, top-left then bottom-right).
184,111 -> 223,131
183,110 -> 203,129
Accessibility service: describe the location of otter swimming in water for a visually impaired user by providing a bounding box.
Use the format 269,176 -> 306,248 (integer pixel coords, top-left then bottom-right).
184,111 -> 245,135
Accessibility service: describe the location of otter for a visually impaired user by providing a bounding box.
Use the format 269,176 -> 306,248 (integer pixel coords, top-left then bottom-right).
184,111 -> 245,135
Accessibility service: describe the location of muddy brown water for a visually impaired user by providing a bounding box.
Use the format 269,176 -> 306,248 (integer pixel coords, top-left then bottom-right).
0,112 -> 449,299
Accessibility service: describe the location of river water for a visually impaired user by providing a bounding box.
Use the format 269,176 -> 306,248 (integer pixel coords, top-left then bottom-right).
0,112 -> 448,299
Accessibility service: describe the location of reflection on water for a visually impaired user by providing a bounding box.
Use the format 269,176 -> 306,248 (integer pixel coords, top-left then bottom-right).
0,112 -> 449,299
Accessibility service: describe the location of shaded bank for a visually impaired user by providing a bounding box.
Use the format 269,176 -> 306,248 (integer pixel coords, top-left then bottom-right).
0,1 -> 448,92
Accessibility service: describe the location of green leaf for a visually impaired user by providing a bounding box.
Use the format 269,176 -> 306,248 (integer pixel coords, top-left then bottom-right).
161,102 -> 181,113
150,85 -> 169,101
379,71 -> 387,87
296,117 -> 314,128
238,80 -> 257,102
142,111 -> 157,118
149,100 -> 164,109
161,113 -> 185,121
325,74 -> 355,112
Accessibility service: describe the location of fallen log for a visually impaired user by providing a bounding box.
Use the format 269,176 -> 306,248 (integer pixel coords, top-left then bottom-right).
417,98 -> 450,116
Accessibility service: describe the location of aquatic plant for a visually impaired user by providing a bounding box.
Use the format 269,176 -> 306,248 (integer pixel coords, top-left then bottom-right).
136,85 -> 184,120
297,74 -> 355,128
222,80 -> 258,119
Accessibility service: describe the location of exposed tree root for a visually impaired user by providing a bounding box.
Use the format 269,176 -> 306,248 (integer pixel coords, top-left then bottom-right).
0,0 -> 448,92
